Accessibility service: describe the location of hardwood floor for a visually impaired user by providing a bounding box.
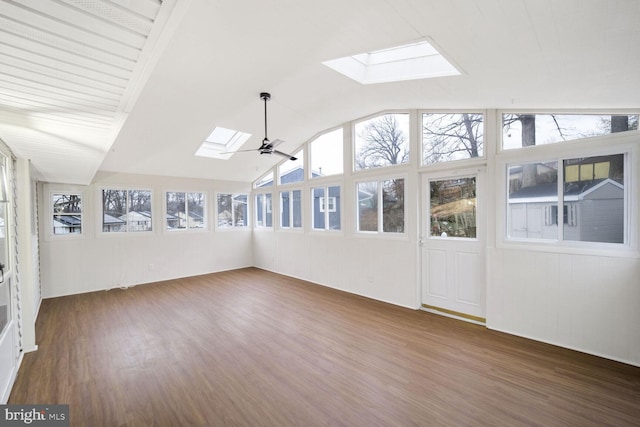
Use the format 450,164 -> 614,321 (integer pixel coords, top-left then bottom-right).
9,268 -> 640,426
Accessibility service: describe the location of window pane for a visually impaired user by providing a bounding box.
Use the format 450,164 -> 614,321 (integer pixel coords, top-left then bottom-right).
503,114 -> 638,149
292,190 -> 302,228
507,162 -> 558,239
187,192 -> 205,229
382,179 -> 404,233
127,190 -> 152,232
255,171 -> 274,188
422,113 -> 483,164
218,194 -> 233,227
281,191 -> 291,227
310,128 -> 343,177
328,186 -> 341,230
265,193 -> 272,227
311,187 -> 325,230
430,178 -> 476,238
102,189 -> 126,232
279,150 -> 304,184
354,113 -> 410,170
52,193 -> 82,234
256,194 -> 264,226
232,195 -> 247,227
167,192 -> 186,230
358,181 -> 378,231
563,154 -> 624,243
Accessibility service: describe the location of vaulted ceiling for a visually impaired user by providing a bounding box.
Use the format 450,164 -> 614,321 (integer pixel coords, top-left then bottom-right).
1,0 -> 639,185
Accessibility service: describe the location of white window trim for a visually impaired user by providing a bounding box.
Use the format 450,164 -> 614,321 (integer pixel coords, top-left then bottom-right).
310,184 -> 343,233
215,193 -> 250,231
497,138 -> 638,257
355,175 -> 407,236
164,190 -> 208,233
254,191 -> 274,229
352,110 -> 412,173
419,110 -> 487,168
309,126 -> 345,180
279,189 -> 303,230
497,110 -> 640,154
97,187 -> 154,236
48,190 -> 85,240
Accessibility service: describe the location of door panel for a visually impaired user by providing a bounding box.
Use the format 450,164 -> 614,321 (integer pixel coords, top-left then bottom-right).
421,172 -> 486,322
426,249 -> 447,298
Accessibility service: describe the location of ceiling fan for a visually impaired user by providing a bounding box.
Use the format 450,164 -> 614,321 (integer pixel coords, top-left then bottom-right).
226,92 -> 297,160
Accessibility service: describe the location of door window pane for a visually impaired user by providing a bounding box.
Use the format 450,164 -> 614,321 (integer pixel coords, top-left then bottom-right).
430,177 -> 477,238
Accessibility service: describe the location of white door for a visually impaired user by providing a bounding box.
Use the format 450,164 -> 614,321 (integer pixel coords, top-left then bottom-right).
421,171 -> 486,323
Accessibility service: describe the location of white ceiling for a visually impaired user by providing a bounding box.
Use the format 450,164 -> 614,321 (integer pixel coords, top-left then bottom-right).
1,0 -> 639,185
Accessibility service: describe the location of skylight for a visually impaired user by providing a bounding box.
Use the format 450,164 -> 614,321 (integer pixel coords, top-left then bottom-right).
322,39 -> 461,85
195,127 -> 251,160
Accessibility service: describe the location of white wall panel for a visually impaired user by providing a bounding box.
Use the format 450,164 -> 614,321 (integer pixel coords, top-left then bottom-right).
39,173 -> 253,298
487,249 -> 640,366
254,232 -> 417,309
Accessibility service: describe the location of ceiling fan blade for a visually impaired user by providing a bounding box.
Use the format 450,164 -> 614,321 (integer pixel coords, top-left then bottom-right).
273,150 -> 297,161
219,148 -> 258,154
270,138 -> 284,148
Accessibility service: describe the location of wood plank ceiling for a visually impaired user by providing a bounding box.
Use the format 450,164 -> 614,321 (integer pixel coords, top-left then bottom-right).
0,0 -> 186,184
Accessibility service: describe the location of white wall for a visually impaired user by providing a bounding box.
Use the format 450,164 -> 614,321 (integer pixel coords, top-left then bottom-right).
39,172 -> 253,298
254,231 -> 418,308
487,248 -> 640,365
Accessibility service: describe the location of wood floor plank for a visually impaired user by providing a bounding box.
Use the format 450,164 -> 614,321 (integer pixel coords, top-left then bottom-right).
8,267 -> 640,426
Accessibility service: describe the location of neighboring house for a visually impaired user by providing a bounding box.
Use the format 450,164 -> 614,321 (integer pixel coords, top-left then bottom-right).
312,186 -> 341,230
53,215 -> 82,234
166,213 -> 181,229
508,178 -> 624,243
103,214 -> 126,232
176,211 -> 204,228
118,211 -> 152,232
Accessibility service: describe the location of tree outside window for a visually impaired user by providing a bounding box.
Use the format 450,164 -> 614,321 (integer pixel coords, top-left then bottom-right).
354,113 -> 409,170
102,189 -> 152,232
52,193 -> 82,235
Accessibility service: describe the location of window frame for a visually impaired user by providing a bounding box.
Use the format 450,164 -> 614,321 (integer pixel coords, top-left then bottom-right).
49,191 -> 84,239
420,110 -> 486,167
164,190 -> 208,232
216,192 -> 249,230
309,126 -> 344,179
254,191 -> 274,229
355,175 -> 407,236
497,133 -> 637,255
499,110 -> 640,153
279,188 -> 303,230
352,111 -> 411,173
310,184 -> 342,232
98,187 -> 154,235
